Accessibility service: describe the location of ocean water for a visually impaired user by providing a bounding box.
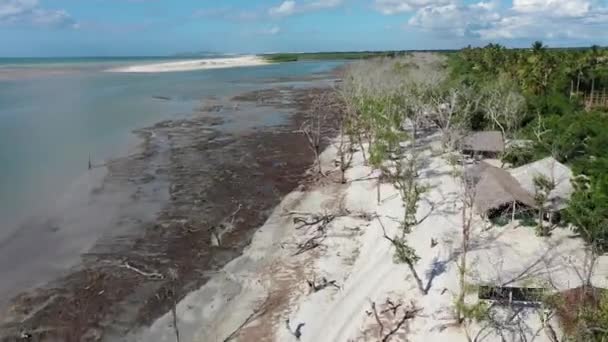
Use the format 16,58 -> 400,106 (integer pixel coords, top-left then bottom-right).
0,58 -> 342,302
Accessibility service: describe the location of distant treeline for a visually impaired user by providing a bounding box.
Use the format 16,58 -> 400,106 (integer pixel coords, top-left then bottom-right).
262,46 -> 606,63
262,50 -> 456,62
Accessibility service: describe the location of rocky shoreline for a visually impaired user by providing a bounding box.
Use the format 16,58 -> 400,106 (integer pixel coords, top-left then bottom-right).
0,82 -> 340,341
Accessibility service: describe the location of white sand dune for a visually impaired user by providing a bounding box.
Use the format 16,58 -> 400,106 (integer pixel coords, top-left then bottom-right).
133,134 -> 608,342
107,55 -> 269,73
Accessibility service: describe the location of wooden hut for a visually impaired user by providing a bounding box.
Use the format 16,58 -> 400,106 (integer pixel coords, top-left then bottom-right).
467,162 -> 537,218
510,157 -> 574,212
461,131 -> 505,158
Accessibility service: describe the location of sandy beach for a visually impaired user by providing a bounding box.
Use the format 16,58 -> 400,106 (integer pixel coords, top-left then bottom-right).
131,129 -> 608,342
107,56 -> 269,73
3,55 -> 606,342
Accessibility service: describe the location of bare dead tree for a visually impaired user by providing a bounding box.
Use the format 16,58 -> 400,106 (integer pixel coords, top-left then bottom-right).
299,92 -> 330,175
338,75 -> 368,167
369,299 -> 421,342
482,79 -> 526,139
454,155 -> 477,324
423,85 -> 479,150
335,106 -> 355,184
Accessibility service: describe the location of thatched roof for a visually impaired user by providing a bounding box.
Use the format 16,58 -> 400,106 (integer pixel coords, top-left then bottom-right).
471,164 -> 537,214
465,161 -> 492,188
510,157 -> 573,211
462,131 -> 505,153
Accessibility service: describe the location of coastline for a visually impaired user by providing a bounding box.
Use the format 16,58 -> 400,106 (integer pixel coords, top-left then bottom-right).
107,56 -> 270,73
0,75 -> 341,341
134,130 -> 608,342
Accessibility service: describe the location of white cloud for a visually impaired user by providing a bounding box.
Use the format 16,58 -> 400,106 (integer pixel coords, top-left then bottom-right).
475,12 -> 608,40
374,0 -> 452,15
512,0 -> 591,17
408,1 -> 499,36
0,0 -> 36,17
263,26 -> 281,35
399,0 -> 608,43
269,1 -> 297,16
476,0 -> 607,40
0,0 -> 76,28
269,0 -> 343,17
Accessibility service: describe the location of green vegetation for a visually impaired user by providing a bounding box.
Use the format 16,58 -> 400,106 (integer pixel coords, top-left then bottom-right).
263,50 -> 413,63
552,288 -> 608,342
339,55 -> 448,295
448,42 -> 608,341
448,42 -> 608,252
578,291 -> 608,341
333,47 -> 608,338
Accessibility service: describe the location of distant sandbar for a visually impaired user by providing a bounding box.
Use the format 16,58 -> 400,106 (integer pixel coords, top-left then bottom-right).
107,55 -> 269,73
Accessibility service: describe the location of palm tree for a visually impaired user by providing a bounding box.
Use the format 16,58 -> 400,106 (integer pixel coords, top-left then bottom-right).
532,41 -> 546,54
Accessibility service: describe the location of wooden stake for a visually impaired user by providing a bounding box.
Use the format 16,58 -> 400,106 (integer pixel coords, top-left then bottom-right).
511,201 -> 516,223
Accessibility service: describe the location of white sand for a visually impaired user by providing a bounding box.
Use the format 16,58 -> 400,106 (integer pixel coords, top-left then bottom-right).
107,56 -> 269,73
131,133 -> 608,342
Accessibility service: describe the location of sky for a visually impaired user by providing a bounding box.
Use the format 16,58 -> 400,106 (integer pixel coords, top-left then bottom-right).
0,0 -> 607,57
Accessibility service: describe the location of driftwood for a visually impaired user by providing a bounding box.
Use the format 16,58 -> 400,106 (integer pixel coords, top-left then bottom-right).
307,277 -> 340,293
229,203 -> 243,225
288,209 -> 374,256
293,234 -> 326,256
120,262 -> 164,280
285,319 -> 305,340
370,300 -> 421,342
293,214 -> 336,231
381,299 -> 402,316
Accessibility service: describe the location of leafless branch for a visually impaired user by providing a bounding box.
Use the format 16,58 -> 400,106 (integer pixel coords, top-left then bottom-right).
370,300 -> 421,342
120,262 -> 164,280
293,234 -> 326,256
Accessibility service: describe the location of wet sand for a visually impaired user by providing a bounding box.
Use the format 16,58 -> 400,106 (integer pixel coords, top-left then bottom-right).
0,78 -> 341,341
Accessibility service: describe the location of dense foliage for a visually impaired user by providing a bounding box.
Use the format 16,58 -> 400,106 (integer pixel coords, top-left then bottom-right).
448,43 -> 608,251
264,51 -> 414,63
449,43 -> 608,341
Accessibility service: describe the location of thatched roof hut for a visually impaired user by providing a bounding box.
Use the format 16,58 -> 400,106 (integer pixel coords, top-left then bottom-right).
469,163 -> 537,215
461,131 -> 505,156
510,157 -> 574,211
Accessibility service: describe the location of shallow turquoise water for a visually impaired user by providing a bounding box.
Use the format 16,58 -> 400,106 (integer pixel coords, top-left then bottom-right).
0,59 -> 342,238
